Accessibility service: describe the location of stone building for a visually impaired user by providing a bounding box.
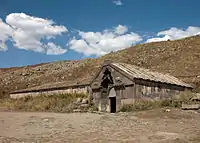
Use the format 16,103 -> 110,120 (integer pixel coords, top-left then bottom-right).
90,61 -> 192,113
10,60 -> 192,113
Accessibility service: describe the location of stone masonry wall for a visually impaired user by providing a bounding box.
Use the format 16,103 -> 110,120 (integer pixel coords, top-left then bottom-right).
10,86 -> 89,99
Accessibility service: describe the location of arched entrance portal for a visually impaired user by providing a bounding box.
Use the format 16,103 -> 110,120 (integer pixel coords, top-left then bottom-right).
100,68 -> 116,112
109,88 -> 116,113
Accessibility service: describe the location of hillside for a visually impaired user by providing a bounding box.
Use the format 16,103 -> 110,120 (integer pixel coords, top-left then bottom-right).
1,35 -> 200,95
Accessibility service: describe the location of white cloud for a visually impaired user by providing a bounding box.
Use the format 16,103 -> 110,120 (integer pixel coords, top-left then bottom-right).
69,38 -> 100,56
0,13 -> 68,54
68,25 -> 142,56
146,35 -> 171,43
2,13 -> 200,56
146,26 -> 200,43
114,25 -> 128,35
44,42 -> 67,55
113,0 -> 123,6
0,19 -> 12,51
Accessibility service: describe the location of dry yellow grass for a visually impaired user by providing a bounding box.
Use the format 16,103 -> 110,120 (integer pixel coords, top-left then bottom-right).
0,93 -> 89,113
1,91 -> 195,113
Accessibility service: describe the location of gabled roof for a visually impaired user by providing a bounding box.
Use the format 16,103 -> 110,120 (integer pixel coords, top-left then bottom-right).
110,62 -> 192,88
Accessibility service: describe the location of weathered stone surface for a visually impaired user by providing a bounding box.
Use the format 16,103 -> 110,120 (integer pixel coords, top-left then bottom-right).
73,109 -> 81,112
22,73 -> 29,76
165,109 -> 171,112
181,104 -> 200,110
82,99 -> 88,104
36,68 -> 41,71
76,98 -> 82,104
191,93 -> 200,101
80,104 -> 89,108
43,119 -> 49,122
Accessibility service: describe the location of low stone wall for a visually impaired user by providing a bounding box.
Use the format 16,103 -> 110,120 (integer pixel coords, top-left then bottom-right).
10,86 -> 89,99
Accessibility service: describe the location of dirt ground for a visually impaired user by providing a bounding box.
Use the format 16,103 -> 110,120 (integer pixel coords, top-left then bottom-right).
0,108 -> 200,143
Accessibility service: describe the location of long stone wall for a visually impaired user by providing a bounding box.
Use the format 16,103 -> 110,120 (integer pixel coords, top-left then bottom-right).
134,80 -> 187,100
10,86 -> 89,99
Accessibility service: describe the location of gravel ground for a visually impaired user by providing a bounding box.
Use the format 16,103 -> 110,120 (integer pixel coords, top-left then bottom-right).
0,108 -> 200,143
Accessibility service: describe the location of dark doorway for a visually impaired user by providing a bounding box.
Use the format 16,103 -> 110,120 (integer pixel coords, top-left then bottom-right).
110,97 -> 116,113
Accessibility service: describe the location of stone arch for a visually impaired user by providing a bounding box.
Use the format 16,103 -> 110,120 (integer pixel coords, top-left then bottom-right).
109,88 -> 117,113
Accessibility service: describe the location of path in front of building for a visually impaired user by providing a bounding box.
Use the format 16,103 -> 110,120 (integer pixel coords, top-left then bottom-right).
0,108 -> 200,143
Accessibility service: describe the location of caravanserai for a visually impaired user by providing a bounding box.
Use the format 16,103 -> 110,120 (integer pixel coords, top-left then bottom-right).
90,60 -> 192,112
10,60 -> 192,113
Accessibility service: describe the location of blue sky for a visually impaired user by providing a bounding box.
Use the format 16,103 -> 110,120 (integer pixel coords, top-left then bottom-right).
0,0 -> 200,68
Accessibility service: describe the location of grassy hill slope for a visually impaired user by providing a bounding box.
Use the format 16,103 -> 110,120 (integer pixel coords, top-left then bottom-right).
1,35 -> 200,96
